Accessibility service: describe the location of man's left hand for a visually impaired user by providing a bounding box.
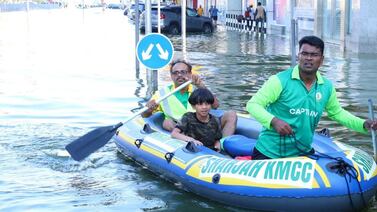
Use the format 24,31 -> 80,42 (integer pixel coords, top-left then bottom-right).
364,119 -> 377,131
191,74 -> 206,88
212,96 -> 220,109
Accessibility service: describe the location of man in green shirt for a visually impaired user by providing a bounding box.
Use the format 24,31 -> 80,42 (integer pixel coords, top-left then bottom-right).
247,35 -> 377,159
142,59 -> 237,137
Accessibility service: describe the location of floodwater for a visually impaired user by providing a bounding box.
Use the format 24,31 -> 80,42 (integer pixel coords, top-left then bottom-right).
1,8 -> 377,211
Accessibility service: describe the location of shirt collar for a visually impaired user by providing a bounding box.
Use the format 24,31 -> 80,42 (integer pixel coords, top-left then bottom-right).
172,83 -> 193,92
292,65 -> 324,84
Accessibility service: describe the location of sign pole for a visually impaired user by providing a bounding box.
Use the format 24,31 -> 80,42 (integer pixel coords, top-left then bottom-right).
182,0 -> 187,61
144,0 -> 157,97
135,0 -> 140,71
145,0 -> 152,35
158,0 -> 161,34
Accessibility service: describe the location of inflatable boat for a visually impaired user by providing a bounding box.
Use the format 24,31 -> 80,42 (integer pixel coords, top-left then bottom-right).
113,110 -> 377,211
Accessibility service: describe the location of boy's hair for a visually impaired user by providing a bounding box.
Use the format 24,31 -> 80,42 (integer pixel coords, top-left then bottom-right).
299,35 -> 325,55
189,88 -> 214,105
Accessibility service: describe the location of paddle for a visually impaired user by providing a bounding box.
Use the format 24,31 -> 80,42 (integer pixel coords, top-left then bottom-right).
65,80 -> 192,161
368,99 -> 377,161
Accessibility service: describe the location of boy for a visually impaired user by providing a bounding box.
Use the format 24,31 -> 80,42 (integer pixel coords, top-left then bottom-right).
171,88 -> 222,151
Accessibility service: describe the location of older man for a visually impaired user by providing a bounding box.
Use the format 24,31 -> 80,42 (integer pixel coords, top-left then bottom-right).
142,59 -> 237,137
247,35 -> 377,159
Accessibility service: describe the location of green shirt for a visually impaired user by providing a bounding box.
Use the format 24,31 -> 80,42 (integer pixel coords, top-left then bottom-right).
246,65 -> 367,158
171,85 -> 190,108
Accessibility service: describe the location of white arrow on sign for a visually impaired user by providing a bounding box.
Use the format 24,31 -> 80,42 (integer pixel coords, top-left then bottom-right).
142,44 -> 154,61
156,43 -> 169,60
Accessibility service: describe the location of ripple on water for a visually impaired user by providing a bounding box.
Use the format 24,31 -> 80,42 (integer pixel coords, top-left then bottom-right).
0,123 -> 118,173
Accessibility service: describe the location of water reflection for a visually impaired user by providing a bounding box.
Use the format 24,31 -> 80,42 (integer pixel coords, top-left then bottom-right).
133,67 -> 146,113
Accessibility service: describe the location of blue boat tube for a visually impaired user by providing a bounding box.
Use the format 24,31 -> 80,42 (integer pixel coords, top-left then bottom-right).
113,110 -> 377,211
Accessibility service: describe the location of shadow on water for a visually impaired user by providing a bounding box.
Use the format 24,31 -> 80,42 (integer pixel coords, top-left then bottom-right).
0,123 -> 114,173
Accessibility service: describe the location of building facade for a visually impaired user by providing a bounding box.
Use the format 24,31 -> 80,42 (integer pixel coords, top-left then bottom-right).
168,0 -> 376,53
267,0 -> 377,53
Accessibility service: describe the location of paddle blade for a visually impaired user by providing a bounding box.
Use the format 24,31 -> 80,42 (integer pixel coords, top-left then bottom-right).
65,122 -> 123,161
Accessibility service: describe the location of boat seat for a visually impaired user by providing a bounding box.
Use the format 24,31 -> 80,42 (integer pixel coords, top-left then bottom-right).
222,134 -> 257,157
145,112 -> 170,134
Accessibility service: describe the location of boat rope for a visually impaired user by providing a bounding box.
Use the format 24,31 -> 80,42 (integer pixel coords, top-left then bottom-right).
313,151 -> 366,211
288,133 -> 367,210
279,135 -> 286,157
278,134 -> 313,157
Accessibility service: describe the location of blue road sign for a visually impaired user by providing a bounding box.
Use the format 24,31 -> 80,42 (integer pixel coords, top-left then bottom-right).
136,33 -> 174,70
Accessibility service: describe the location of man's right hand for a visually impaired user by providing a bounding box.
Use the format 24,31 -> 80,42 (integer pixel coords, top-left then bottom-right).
146,99 -> 158,112
271,117 -> 293,135
364,119 -> 377,131
142,99 -> 159,117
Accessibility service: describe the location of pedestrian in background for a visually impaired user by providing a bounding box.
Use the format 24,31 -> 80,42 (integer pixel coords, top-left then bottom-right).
254,2 -> 266,32
245,5 -> 255,31
209,5 -> 219,26
197,5 -> 203,16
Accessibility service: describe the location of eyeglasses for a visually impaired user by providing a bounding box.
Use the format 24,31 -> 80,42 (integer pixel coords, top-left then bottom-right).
300,51 -> 322,58
171,70 -> 189,76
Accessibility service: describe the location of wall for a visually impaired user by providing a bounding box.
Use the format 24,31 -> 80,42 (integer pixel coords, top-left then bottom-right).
347,0 -> 377,53
227,0 -> 241,14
